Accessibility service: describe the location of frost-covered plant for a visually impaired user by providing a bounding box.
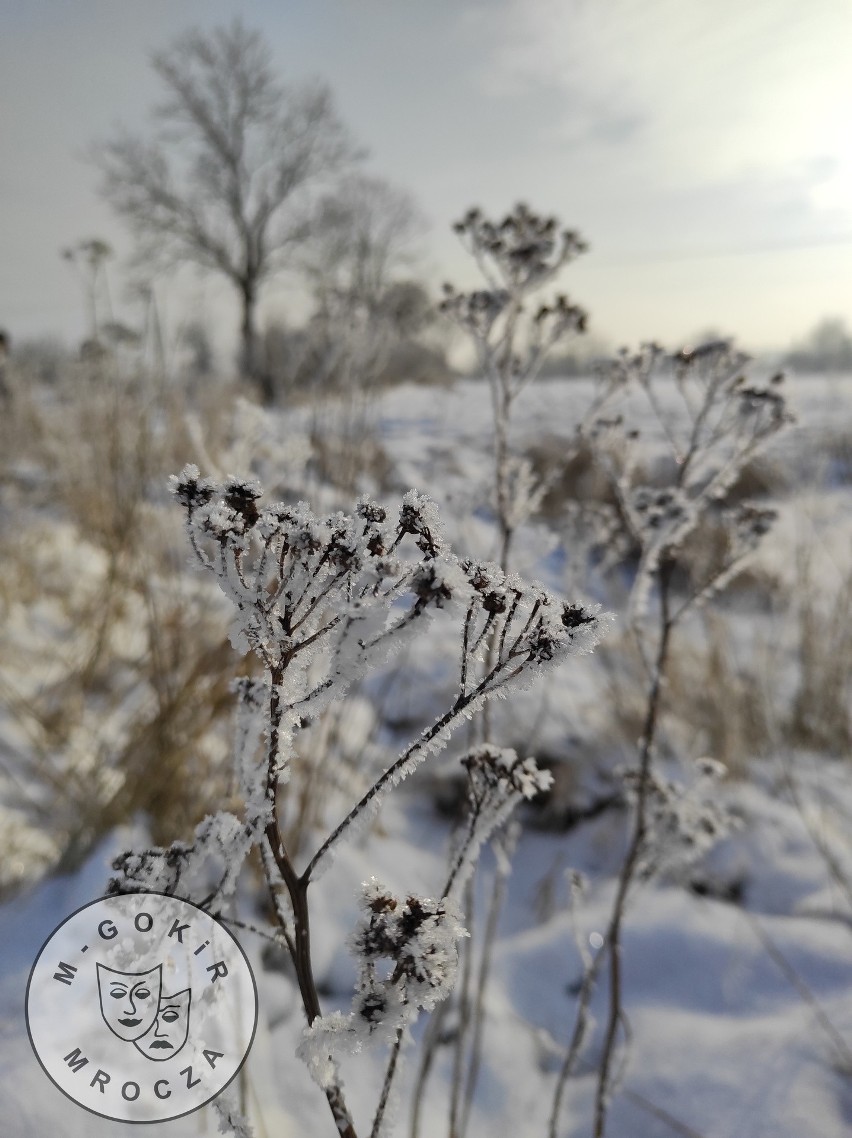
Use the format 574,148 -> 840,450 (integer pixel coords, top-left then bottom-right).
298,880 -> 468,1111
110,465 -> 608,1138
440,204 -> 588,568
550,341 -> 792,1138
302,746 -> 552,1137
586,343 -> 788,625
433,206 -> 592,1135
445,744 -> 553,898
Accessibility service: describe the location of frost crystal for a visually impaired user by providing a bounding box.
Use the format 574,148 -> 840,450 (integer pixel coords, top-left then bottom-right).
296,1012 -> 352,1089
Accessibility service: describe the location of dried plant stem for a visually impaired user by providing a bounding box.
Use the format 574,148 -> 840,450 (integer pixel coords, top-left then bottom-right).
593,567 -> 674,1138
410,998 -> 451,1138
489,351 -> 516,573
265,834 -> 360,1137
371,1028 -> 405,1138
481,340 -> 517,737
449,877 -> 476,1138
459,852 -> 510,1138
303,691 -> 474,883
548,944 -> 607,1138
261,667 -> 359,1138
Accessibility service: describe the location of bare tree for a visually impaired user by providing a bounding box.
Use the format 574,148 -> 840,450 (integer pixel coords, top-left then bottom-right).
92,19 -> 357,387
787,315 -> 852,373
301,174 -> 425,321
288,175 -> 432,394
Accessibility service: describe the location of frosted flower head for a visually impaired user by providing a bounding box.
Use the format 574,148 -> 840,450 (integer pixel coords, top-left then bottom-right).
108,840 -> 192,896
736,383 -> 789,429
169,463 -> 216,511
196,501 -> 248,544
411,556 -> 470,612
438,287 -> 511,337
462,744 -> 553,802
349,879 -> 467,1012
696,756 -> 727,780
533,294 -> 588,340
230,675 -> 265,708
293,517 -> 328,557
352,977 -> 407,1042
398,490 -> 445,559
356,497 -> 390,557
731,502 -> 777,548
356,498 -> 387,525
462,559 -> 509,613
223,475 -> 262,527
411,563 -> 454,609
621,766 -> 729,881
524,594 -> 574,662
561,602 -> 597,631
632,487 -> 687,532
325,519 -> 360,572
449,203 -> 587,293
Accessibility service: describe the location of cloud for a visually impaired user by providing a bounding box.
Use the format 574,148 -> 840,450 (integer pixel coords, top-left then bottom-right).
476,0 -> 852,219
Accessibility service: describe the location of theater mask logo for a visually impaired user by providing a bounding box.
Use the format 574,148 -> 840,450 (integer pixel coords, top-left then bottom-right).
26,893 -> 257,1123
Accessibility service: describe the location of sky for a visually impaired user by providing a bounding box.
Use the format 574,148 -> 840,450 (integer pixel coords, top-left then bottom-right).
2,0 -> 852,360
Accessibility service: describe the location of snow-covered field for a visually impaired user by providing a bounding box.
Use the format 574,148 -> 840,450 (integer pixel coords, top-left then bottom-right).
2,371 -> 851,1137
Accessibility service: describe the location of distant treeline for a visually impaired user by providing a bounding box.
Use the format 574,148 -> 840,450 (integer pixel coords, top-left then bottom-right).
784,317 -> 852,374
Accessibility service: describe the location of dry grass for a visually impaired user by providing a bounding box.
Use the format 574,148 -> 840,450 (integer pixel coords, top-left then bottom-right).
308,420 -> 393,496
0,359 -> 243,890
526,433 -> 619,518
788,551 -> 852,755
595,611 -> 777,779
0,355 -> 403,893
594,547 -> 852,783
666,612 -> 777,776
3,351 -> 849,894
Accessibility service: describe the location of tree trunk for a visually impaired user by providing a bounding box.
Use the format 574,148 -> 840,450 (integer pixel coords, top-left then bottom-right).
241,280 -> 277,403
239,279 -> 263,390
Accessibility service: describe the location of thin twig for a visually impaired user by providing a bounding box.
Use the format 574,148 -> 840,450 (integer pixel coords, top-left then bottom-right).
410,1000 -> 451,1138
371,1028 -> 405,1138
548,945 -> 607,1138
459,849 -> 512,1138
449,876 -> 476,1138
593,569 -> 674,1138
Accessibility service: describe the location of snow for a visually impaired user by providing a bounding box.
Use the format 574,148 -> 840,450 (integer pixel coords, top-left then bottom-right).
2,369 -> 852,1136
5,781 -> 852,1136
